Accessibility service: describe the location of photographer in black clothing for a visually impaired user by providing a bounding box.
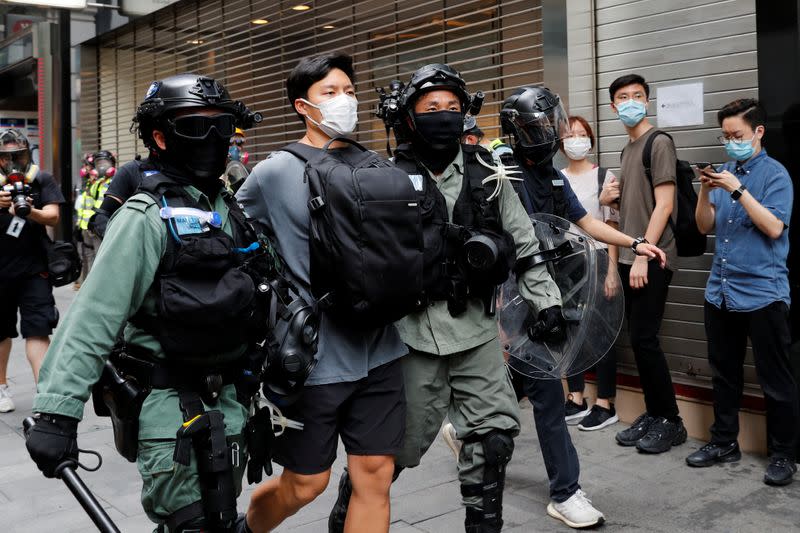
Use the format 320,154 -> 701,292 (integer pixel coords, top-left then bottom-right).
0,128 -> 64,412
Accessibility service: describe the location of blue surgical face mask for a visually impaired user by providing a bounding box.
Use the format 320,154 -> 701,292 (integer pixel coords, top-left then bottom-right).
616,100 -> 647,127
724,134 -> 756,161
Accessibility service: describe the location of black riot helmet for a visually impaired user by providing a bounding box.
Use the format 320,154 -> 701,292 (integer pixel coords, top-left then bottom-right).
394,64 -> 484,169
501,86 -> 569,166
400,64 -> 472,114
133,74 -> 262,181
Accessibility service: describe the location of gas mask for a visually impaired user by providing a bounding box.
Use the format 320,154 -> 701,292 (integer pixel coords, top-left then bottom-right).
93,157 -> 116,179
263,289 -> 319,406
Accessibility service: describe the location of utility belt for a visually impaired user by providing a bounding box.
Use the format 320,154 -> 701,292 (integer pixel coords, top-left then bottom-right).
91,344 -> 263,463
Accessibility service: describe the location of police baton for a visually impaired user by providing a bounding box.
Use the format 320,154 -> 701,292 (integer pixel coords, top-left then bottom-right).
23,417 -> 121,533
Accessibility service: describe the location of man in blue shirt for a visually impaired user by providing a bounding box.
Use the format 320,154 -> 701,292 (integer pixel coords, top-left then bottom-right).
689,98 -> 798,486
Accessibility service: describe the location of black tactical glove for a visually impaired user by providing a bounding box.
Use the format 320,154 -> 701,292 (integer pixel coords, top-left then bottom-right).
527,305 -> 567,344
245,405 -> 275,484
25,413 -> 79,478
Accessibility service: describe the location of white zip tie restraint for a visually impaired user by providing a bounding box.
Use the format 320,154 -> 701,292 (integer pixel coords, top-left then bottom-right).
475,152 -> 523,202
159,206 -> 223,228
257,397 -> 304,436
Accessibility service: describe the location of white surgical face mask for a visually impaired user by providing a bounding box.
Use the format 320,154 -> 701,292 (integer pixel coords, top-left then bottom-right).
563,136 -> 592,160
300,93 -> 358,139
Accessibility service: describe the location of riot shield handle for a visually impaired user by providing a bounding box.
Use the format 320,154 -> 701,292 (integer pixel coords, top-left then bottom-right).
515,240 -> 574,273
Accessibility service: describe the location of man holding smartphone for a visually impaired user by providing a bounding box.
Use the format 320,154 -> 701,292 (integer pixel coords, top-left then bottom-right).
690,98 -> 797,486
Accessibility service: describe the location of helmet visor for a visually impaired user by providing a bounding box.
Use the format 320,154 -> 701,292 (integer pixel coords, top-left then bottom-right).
502,100 -> 569,148
170,113 -> 237,140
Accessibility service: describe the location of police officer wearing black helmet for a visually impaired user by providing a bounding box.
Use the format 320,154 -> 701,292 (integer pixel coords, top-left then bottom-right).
328,64 -> 564,533
498,86 -> 667,529
25,74 -> 266,533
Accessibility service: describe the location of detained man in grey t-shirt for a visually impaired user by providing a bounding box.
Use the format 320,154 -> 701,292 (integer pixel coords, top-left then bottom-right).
236,53 -> 406,533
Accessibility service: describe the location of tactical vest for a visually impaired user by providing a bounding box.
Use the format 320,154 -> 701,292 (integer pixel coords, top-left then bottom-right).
394,143 -> 516,316
513,163 -> 569,219
130,170 -> 263,363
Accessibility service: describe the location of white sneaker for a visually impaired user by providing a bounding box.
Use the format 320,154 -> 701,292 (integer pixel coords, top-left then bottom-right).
441,422 -> 462,460
546,489 -> 605,529
0,384 -> 15,413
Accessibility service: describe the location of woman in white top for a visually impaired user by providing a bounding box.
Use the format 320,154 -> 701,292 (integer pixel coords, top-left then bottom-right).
561,115 -> 621,431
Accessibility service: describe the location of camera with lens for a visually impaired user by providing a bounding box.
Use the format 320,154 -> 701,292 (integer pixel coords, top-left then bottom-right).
375,79 -> 405,127
463,232 -> 500,273
2,172 -> 32,218
457,226 -> 515,287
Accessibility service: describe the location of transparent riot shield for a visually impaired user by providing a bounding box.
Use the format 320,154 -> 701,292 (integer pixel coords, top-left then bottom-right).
498,213 -> 624,379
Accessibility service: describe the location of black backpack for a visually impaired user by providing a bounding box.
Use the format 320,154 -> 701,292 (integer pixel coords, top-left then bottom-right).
642,131 -> 706,257
282,138 -> 425,328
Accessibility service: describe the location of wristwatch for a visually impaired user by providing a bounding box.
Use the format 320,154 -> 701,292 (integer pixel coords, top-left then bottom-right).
631,237 -> 649,255
731,184 -> 747,200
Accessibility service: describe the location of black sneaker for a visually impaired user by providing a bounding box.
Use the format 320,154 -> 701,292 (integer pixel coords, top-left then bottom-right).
578,404 -> 619,431
764,456 -> 797,486
565,395 -> 591,425
686,441 -> 741,467
636,417 -> 687,454
615,412 -> 655,446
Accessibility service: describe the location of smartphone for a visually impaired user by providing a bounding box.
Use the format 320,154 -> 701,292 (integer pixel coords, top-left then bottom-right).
692,162 -> 718,174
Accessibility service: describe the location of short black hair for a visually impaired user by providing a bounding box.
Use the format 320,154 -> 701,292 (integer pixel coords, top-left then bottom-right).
286,52 -> 355,123
609,74 -> 649,101
717,98 -> 766,130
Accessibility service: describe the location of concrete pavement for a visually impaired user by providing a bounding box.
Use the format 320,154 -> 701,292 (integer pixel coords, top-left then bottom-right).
0,286 -> 797,532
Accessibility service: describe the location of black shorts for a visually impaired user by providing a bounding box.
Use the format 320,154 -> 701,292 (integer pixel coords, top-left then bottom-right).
0,274 -> 58,340
272,358 -> 406,475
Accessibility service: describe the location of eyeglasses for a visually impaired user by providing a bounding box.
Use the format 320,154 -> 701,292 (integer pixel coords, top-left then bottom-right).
169,113 -> 237,139
716,134 -> 755,145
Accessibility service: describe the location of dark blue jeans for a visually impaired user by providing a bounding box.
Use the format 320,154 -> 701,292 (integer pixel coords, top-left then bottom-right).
512,372 -> 580,503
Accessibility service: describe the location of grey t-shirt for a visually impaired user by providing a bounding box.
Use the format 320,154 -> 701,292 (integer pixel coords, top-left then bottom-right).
618,127 -> 678,268
236,147 -> 407,386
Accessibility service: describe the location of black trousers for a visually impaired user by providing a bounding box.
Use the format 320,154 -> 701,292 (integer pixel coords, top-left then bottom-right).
566,346 -> 617,400
511,372 -> 580,503
706,300 -> 799,459
618,262 -> 679,420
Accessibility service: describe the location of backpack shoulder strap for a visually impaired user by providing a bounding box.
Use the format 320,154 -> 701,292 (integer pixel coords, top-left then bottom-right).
280,142 -> 319,163
596,166 -> 608,196
641,129 -> 672,184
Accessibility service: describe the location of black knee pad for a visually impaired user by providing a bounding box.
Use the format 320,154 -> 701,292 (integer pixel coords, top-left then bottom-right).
482,430 -> 514,466
461,430 -> 515,532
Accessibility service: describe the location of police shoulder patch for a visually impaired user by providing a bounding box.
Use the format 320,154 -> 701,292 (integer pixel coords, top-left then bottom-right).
144,81 -> 161,100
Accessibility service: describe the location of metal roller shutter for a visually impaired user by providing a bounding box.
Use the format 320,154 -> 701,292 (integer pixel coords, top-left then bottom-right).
80,0 -> 545,164
589,0 -> 759,392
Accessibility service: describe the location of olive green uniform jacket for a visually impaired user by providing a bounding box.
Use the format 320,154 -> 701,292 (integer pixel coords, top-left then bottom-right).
33,186 -> 249,524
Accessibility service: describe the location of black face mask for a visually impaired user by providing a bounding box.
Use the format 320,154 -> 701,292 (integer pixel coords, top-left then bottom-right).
411,110 -> 463,173
516,141 -> 558,169
159,131 -> 230,196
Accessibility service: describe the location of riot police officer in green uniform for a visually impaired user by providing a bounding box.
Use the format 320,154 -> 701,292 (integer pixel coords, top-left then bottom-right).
25,74 -> 264,533
329,64 -> 564,533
